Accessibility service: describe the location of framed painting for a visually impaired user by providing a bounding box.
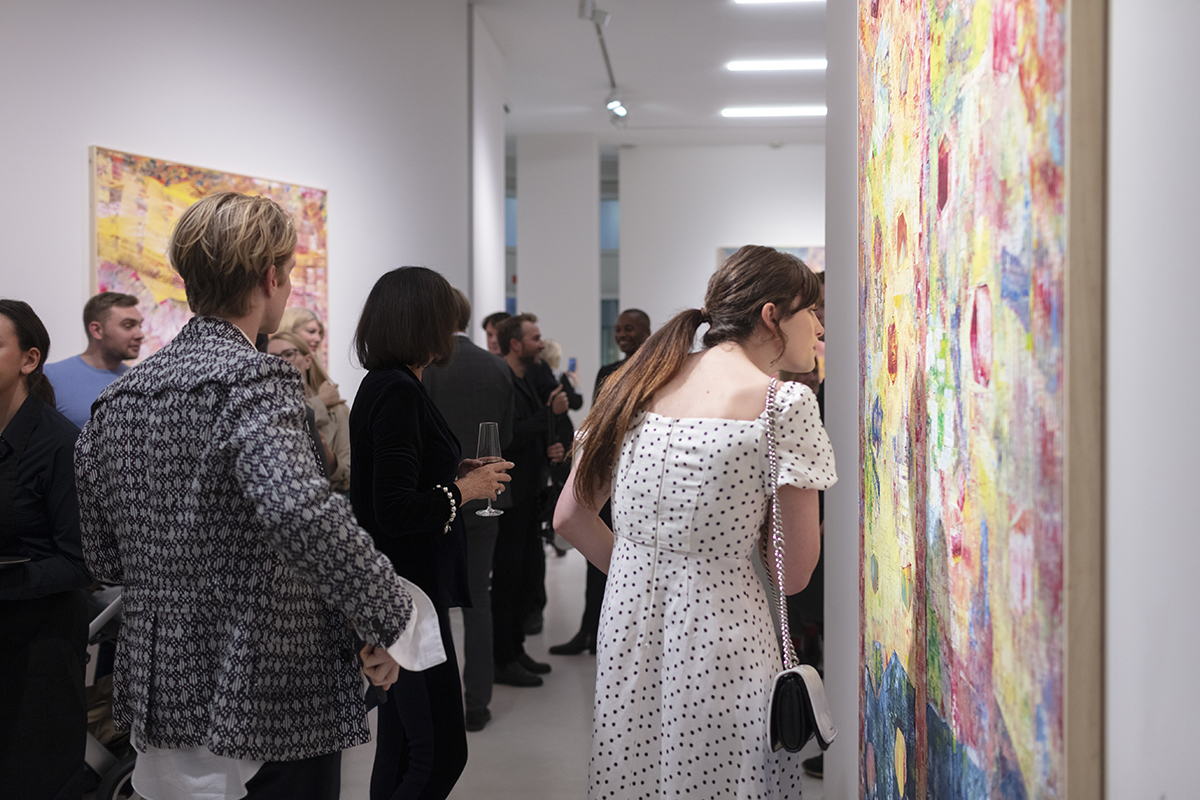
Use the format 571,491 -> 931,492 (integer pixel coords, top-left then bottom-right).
857,0 -> 1105,797
89,147 -> 328,363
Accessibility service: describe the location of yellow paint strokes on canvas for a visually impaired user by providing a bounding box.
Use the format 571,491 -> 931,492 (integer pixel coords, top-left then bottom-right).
966,0 -> 992,74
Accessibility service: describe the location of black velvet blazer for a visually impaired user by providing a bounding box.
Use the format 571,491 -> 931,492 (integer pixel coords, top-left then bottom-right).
349,366 -> 470,609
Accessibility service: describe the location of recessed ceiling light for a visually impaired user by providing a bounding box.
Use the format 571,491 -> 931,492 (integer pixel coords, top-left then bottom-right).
720,105 -> 827,117
727,59 -> 827,71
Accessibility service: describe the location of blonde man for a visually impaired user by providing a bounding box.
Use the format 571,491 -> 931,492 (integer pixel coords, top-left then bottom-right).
76,192 -> 443,799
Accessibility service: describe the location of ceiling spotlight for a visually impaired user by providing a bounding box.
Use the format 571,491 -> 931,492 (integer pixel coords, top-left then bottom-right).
726,59 -> 827,71
720,105 -> 827,117
606,90 -> 623,111
611,104 -> 628,117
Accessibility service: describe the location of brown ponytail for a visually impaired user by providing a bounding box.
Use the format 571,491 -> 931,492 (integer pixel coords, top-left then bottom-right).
0,299 -> 56,407
572,245 -> 821,506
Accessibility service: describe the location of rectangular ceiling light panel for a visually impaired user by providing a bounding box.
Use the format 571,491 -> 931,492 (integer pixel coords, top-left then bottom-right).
727,59 -> 827,71
720,106 -> 828,117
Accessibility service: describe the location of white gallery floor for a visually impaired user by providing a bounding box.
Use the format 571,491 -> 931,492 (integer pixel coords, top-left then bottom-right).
341,547 -> 826,800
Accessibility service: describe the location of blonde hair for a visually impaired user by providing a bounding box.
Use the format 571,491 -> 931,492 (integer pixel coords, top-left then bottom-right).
270,331 -> 332,395
542,339 -> 562,372
278,306 -> 324,339
168,192 -> 297,317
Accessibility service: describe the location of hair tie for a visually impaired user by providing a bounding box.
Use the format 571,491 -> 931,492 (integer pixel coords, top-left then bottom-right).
699,309 -> 711,323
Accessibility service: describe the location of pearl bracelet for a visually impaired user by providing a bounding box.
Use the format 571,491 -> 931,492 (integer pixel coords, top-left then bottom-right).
436,485 -> 457,533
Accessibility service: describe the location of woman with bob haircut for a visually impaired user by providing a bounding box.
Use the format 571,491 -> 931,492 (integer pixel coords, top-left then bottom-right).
268,331 -> 351,491
0,299 -> 92,798
77,192 -> 442,799
350,266 -> 512,800
553,245 -> 837,798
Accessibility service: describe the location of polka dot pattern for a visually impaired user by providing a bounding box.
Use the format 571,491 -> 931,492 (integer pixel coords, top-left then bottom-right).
590,381 -> 835,799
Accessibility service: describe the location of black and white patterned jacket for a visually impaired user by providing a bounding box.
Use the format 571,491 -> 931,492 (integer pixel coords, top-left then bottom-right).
76,316 -> 413,761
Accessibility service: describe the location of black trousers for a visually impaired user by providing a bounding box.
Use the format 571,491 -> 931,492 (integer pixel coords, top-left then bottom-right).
370,604 -> 467,800
0,590 -> 88,800
244,750 -> 341,800
491,502 -> 539,666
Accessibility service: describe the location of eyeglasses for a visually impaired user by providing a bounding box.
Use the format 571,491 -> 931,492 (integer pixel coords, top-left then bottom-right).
272,348 -> 300,359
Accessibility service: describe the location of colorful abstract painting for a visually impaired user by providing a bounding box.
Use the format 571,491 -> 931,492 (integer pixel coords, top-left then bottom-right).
91,148 -> 328,363
859,0 -> 1065,798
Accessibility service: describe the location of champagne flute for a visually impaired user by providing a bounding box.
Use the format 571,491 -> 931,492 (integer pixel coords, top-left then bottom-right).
475,422 -> 504,517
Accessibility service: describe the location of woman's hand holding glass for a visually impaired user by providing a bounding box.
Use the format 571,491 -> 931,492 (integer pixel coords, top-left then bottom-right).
454,458 -> 513,504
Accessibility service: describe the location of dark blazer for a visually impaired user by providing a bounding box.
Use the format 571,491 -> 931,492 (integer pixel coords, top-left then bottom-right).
350,366 -> 471,609
423,334 -> 514,458
77,316 -> 414,761
505,366 -> 553,506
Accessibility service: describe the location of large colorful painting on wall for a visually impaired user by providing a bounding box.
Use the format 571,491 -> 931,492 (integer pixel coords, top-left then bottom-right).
859,0 -> 1066,798
90,147 -> 328,363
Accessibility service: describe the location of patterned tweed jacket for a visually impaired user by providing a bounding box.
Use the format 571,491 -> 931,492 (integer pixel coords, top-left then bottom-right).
76,316 -> 413,761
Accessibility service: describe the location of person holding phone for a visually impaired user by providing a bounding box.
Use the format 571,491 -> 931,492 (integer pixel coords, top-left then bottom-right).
351,267 -> 511,798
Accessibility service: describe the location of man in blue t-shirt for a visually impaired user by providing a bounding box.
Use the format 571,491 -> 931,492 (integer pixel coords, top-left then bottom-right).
44,292 -> 144,429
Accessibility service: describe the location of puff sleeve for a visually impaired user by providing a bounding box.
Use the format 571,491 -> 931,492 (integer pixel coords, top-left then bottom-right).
773,381 -> 837,491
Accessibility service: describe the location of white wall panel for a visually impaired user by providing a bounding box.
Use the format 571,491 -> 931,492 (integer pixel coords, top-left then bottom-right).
619,144 -> 824,335
515,133 -> 600,416
471,7 -> 507,347
0,0 -> 469,399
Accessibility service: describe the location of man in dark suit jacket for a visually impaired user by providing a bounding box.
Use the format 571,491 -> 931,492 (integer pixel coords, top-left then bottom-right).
423,289 -> 514,732
490,313 -> 569,687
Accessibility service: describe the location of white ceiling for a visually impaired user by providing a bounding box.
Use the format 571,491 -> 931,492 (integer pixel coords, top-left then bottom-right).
474,0 -> 827,148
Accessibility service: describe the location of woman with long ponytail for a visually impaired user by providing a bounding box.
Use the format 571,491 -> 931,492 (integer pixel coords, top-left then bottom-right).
554,246 -> 837,798
0,299 -> 93,797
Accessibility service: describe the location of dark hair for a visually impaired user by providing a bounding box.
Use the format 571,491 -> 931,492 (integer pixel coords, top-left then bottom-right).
354,267 -> 459,371
451,287 -> 471,332
0,299 -> 55,406
495,313 -> 537,356
83,292 -> 138,329
619,308 -> 651,330
481,311 -> 511,332
573,245 -> 822,505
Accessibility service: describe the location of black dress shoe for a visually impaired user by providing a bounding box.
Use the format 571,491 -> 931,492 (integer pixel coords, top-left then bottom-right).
494,661 -> 543,687
802,754 -> 823,779
548,630 -> 596,656
464,708 -> 491,732
517,652 -> 551,674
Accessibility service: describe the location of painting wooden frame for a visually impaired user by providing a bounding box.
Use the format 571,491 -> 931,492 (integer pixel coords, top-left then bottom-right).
88,147 -> 329,363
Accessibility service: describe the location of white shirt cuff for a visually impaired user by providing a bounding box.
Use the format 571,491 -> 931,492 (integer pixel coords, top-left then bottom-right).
385,576 -> 447,671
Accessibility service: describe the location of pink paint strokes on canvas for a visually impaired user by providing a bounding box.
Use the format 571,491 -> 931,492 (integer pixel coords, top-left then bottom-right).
91,148 -> 329,364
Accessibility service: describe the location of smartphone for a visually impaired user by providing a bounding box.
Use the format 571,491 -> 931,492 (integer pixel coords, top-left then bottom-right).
568,357 -> 577,373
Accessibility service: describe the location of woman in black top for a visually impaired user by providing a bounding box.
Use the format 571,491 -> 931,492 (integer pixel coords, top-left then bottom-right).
0,299 -> 92,799
350,267 -> 511,800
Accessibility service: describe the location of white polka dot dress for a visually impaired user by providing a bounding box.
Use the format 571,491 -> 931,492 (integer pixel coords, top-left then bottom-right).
590,381 -> 836,800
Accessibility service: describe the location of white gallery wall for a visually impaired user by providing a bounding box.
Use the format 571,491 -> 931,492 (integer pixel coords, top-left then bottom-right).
0,0 -> 470,398
515,133 -> 601,415
470,7 -> 508,349
1106,0 -> 1200,796
821,0 -> 859,796
619,144 -> 825,333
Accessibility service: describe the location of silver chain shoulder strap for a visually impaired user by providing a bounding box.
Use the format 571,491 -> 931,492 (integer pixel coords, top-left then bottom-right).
763,377 -> 799,671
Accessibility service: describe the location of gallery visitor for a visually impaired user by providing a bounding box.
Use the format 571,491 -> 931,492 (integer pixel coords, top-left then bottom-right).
350,266 -> 512,799
75,192 -> 443,799
554,245 -> 836,799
